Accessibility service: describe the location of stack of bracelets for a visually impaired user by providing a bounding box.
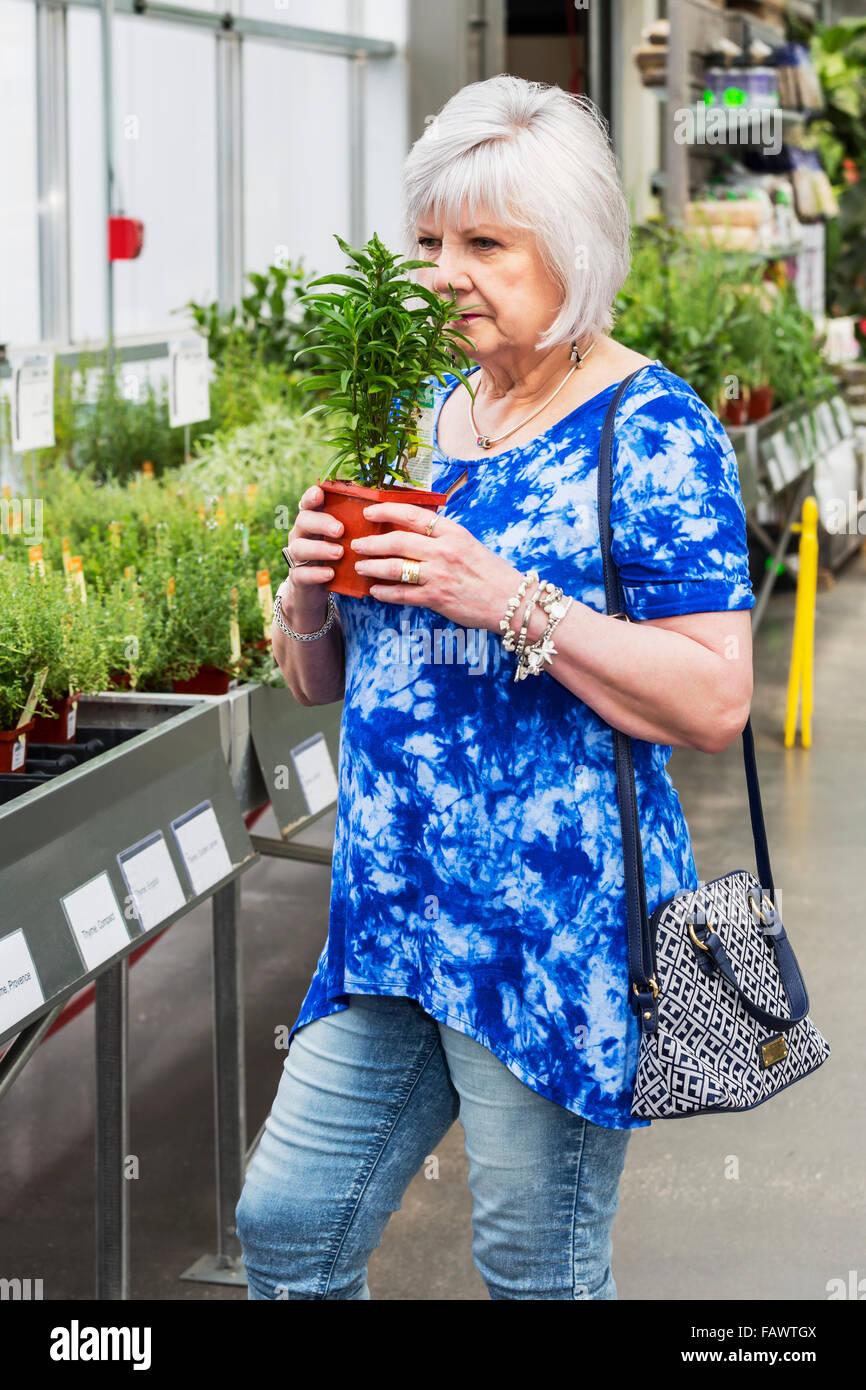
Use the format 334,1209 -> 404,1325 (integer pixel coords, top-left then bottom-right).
499,570 -> 574,682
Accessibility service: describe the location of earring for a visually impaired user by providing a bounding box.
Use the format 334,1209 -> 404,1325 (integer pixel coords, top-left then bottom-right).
570,339 -> 581,365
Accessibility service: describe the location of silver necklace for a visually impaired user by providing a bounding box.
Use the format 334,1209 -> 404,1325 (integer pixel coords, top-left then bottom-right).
469,338 -> 598,450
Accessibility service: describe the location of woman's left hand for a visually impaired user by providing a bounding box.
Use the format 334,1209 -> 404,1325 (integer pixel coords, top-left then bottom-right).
351,501 -> 520,631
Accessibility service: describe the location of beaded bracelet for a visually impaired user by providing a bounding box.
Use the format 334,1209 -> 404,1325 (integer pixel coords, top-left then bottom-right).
514,580 -> 547,663
499,571 -> 539,653
499,572 -> 574,680
514,594 -> 574,681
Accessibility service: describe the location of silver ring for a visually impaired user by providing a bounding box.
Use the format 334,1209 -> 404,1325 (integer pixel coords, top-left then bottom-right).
287,541 -> 310,569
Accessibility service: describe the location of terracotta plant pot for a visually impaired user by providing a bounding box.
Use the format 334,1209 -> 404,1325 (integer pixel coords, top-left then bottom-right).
0,719 -> 34,774
724,394 -> 751,427
172,666 -> 233,695
747,384 -> 775,421
30,692 -> 82,744
317,479 -> 449,600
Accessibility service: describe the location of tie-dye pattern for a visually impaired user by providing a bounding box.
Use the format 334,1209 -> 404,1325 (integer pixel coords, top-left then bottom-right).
288,359 -> 756,1129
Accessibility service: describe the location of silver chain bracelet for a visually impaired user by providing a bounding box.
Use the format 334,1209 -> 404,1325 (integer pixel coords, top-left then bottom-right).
273,582 -> 337,642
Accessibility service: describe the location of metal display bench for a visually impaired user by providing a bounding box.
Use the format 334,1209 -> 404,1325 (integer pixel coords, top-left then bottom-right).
727,389 -> 863,631
0,683 -> 343,1298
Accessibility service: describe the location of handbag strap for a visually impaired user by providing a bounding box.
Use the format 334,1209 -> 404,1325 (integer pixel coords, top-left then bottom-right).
596,370 -> 808,1032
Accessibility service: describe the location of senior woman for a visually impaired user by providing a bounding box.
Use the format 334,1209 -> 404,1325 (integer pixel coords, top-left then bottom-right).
235,75 -> 755,1301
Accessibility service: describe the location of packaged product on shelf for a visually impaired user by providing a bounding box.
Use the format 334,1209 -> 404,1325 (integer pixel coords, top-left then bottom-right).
775,42 -> 825,112
723,0 -> 787,37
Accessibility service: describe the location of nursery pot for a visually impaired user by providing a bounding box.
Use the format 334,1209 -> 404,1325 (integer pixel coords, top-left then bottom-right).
0,720 -> 34,774
317,479 -> 449,600
747,385 -> 775,422
724,394 -> 751,427
108,669 -> 133,690
31,692 -> 82,744
172,666 -> 233,695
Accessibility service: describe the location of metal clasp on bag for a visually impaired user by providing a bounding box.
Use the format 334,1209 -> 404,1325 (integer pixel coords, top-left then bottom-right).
633,977 -> 659,1024
687,919 -> 712,952
747,888 -> 779,936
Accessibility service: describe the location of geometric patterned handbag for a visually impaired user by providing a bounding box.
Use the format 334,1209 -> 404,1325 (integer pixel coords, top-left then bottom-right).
598,374 -> 831,1119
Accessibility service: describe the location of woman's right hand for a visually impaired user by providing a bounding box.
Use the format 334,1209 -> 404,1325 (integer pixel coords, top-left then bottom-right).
285,484 -> 344,593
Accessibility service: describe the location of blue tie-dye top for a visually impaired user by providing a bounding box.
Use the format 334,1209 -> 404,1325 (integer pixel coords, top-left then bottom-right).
289,359 -> 755,1129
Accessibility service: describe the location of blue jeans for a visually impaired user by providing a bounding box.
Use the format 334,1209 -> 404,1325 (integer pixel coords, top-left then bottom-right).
235,993 -> 631,1300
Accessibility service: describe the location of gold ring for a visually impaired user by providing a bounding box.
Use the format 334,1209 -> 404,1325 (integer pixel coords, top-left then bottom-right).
400,559 -> 421,585
424,514 -> 441,537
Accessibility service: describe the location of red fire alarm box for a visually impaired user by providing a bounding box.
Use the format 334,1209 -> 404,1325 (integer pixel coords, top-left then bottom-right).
108,217 -> 144,261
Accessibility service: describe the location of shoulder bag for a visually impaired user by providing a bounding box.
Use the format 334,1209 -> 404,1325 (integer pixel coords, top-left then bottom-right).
598,370 -> 831,1119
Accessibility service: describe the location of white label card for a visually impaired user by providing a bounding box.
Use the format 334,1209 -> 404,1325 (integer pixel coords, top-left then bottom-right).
117,832 -> 187,932
60,872 -> 131,971
171,802 -> 233,896
10,353 -> 55,452
291,733 -> 339,815
168,337 -> 211,428
11,736 -> 26,771
0,930 -> 45,1034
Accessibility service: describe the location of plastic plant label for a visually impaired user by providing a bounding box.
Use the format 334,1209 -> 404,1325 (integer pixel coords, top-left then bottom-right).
290,732 -> 339,815
66,701 -> 78,741
168,337 -> 211,429
10,352 -> 55,452
68,556 -> 87,604
257,569 -> 273,638
229,588 -> 241,664
117,832 -> 187,933
11,736 -> 26,771
0,929 -> 45,1035
404,381 -> 436,489
171,801 -> 233,896
60,872 -> 131,970
17,666 -> 49,728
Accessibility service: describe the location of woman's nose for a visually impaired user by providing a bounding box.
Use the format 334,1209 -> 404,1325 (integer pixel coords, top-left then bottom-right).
431,253 -> 472,296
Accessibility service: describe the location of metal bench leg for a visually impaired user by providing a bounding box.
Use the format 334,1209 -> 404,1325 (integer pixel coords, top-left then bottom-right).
95,958 -> 129,1300
180,878 -> 247,1285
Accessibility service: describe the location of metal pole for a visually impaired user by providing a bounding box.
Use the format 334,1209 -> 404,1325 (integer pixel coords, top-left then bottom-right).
212,877 -> 245,1266
94,958 -> 129,1300
35,0 -> 72,345
347,0 -> 366,250
665,0 -> 689,226
99,0 -> 115,372
587,0 -> 601,108
750,472 -> 814,636
180,876 -> 247,1284
216,27 -> 244,315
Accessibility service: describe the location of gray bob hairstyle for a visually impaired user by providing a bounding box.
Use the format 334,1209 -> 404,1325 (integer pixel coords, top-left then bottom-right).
402,75 -> 631,351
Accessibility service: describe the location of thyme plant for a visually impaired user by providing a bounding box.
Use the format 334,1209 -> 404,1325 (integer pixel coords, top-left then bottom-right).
294,233 -> 478,490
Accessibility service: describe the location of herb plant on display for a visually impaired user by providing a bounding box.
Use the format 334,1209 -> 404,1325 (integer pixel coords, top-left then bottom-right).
292,232 -> 477,599
0,566 -> 53,733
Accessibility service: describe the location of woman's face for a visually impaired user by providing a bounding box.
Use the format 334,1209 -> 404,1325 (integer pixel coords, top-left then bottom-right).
413,206 -> 563,363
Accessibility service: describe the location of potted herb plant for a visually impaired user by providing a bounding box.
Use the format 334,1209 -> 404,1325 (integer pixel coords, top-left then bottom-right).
0,563 -> 62,771
30,572 -> 112,742
293,232 -> 477,598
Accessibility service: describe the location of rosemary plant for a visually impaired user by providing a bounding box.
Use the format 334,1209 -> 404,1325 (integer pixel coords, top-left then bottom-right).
293,233 -> 478,490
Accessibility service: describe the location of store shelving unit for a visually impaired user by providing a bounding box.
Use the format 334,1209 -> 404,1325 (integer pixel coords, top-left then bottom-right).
0,682 -> 343,1297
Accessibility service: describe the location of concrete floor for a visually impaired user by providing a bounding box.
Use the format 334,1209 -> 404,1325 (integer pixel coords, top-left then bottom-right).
1,547 -> 863,1301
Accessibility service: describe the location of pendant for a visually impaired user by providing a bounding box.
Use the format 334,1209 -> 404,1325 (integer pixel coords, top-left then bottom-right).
476,435 -> 492,449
